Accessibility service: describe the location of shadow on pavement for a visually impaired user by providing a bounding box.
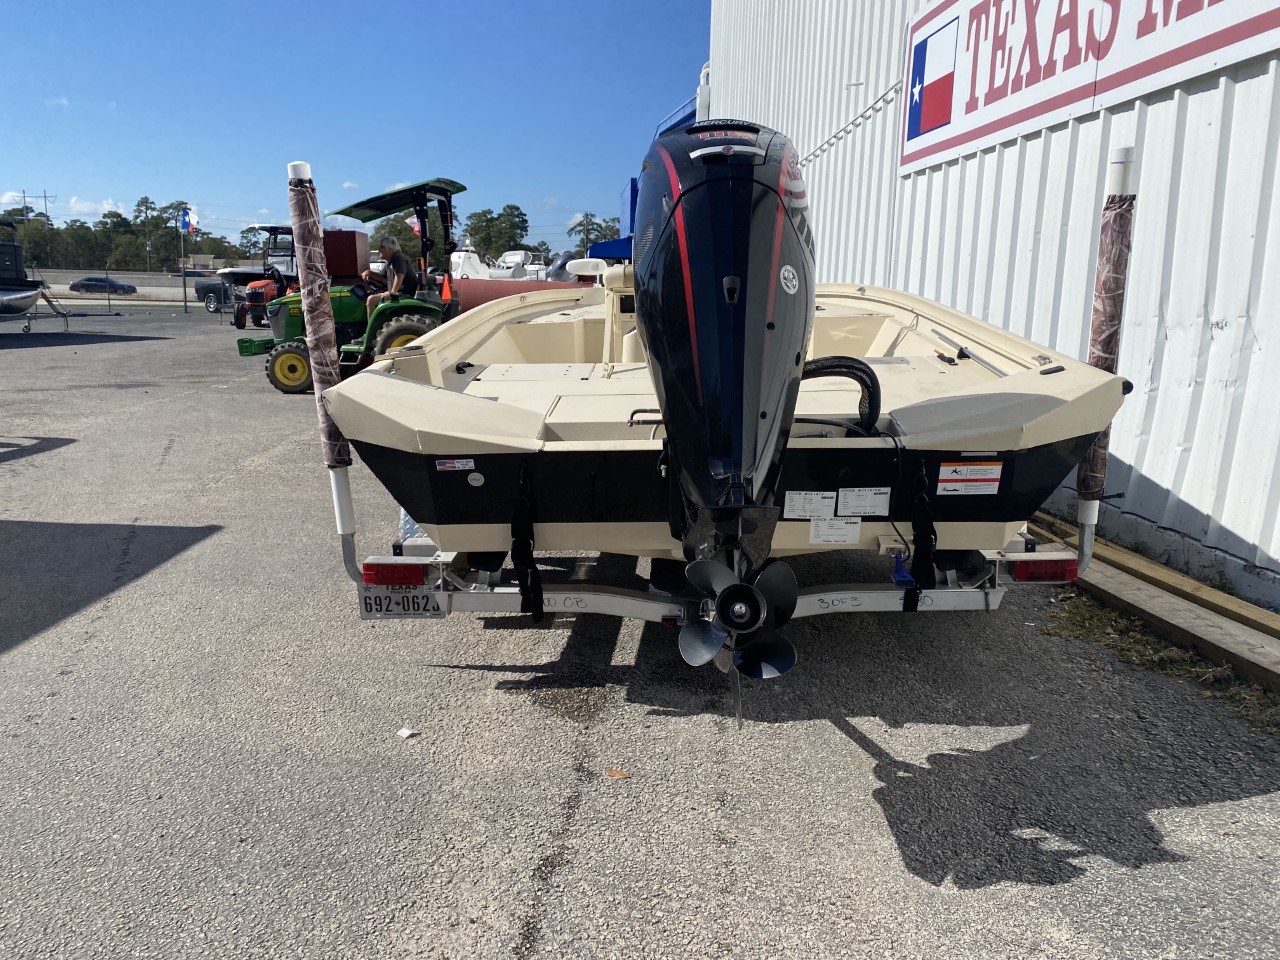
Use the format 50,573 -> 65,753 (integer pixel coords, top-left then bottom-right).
0,519 -> 221,655
0,332 -> 169,349
436,551 -> 1280,890
0,436 -> 75,465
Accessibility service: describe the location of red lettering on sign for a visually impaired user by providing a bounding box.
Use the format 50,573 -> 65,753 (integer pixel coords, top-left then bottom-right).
1010,0 -> 1045,95
966,0 -> 991,114
1042,0 -> 1084,80
1085,0 -> 1121,61
986,0 -> 1014,106
1137,0 -> 1176,37
1137,0 -> 1219,38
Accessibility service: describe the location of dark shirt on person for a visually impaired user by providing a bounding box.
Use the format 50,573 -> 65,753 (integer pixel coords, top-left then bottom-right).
385,250 -> 420,297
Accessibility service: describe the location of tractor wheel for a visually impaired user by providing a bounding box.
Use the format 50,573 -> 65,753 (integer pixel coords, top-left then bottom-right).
233,303 -> 248,329
265,342 -> 312,394
204,293 -> 219,313
374,315 -> 437,355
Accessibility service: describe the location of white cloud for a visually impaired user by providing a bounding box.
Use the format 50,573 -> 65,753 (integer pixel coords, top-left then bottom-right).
68,196 -> 126,216
257,208 -> 271,215
387,182 -> 410,190
566,212 -> 584,228
541,196 -> 560,209
1,191 -> 24,205
44,97 -> 69,108
342,181 -> 359,190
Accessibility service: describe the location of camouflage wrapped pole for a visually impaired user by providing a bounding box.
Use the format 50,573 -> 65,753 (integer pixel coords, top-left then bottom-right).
288,161 -> 361,582
287,161 -> 350,469
1076,147 -> 1135,571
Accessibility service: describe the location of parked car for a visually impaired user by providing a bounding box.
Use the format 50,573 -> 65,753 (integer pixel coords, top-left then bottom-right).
194,277 -> 235,313
69,276 -> 137,295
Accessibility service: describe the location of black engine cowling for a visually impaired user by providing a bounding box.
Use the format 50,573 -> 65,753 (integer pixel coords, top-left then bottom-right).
632,121 -> 815,518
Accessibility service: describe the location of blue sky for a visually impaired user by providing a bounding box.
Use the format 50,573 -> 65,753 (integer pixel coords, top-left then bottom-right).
1,0 -> 711,251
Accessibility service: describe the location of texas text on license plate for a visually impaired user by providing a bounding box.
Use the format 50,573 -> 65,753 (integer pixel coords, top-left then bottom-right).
359,584 -> 446,619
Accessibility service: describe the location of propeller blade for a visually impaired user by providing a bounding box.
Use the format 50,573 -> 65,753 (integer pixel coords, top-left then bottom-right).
752,560 -> 798,627
678,618 -> 730,667
731,666 -> 743,730
685,558 -> 737,599
733,629 -> 798,679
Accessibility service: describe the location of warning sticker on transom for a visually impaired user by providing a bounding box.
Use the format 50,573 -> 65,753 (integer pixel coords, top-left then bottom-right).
810,518 -> 861,545
784,491 -> 837,519
937,460 -> 1002,495
838,486 -> 892,516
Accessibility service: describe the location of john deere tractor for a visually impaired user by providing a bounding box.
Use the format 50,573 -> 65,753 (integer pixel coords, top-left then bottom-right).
236,178 -> 464,393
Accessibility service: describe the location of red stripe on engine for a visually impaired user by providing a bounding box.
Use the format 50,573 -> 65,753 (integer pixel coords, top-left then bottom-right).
764,145 -> 791,323
655,144 -> 703,407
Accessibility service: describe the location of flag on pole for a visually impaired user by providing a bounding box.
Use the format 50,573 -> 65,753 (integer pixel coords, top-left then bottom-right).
181,208 -> 198,233
403,216 -> 420,237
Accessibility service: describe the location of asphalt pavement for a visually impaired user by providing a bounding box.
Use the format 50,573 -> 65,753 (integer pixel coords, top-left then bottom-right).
2,310 -> 1278,959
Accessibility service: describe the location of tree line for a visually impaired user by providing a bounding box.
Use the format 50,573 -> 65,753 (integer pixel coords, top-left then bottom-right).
2,196 -> 624,274
371,203 -> 622,267
458,204 -> 621,262
1,198 -> 245,272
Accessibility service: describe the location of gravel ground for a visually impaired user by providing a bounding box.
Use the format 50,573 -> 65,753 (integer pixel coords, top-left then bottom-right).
2,311 -> 1278,959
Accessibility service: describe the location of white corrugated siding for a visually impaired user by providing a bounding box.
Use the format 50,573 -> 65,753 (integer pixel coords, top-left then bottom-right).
710,0 -> 1280,606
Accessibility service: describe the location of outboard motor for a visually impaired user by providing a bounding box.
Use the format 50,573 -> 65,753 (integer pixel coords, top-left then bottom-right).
545,251 -> 577,282
633,121 -> 815,692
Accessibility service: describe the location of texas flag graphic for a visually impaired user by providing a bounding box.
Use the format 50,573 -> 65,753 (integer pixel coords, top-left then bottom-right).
907,17 -> 959,141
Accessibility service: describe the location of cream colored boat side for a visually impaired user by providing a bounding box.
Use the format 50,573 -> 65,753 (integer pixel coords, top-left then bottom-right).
321,278 -> 1125,560
324,280 -> 1124,457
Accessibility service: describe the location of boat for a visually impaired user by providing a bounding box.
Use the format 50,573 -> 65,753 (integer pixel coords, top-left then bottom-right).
451,246 -> 544,280
317,122 -> 1126,694
0,222 -> 45,319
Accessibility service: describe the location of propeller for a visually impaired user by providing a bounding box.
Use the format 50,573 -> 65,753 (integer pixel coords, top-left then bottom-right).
677,557 -> 800,724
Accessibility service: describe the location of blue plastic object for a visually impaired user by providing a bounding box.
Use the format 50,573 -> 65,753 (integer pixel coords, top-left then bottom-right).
587,236 -> 633,260
891,552 -> 916,588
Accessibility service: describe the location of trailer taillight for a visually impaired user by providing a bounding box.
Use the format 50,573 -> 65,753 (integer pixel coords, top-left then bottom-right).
363,562 -> 426,586
1012,557 -> 1078,583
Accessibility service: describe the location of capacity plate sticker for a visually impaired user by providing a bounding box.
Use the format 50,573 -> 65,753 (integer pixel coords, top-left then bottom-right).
937,461 -> 1002,496
838,486 -> 892,516
435,458 -> 476,471
810,518 -> 861,544
784,491 -> 837,519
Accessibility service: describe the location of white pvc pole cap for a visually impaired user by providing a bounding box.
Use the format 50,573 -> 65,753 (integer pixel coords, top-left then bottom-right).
287,161 -> 312,180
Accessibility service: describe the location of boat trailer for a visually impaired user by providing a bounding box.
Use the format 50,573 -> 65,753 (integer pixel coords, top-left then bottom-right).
327,463 -> 1079,625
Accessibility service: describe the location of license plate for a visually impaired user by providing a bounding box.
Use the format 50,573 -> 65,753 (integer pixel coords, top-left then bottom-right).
358,584 -> 447,619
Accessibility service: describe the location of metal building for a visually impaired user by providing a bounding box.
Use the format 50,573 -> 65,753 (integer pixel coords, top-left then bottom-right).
708,0 -> 1280,607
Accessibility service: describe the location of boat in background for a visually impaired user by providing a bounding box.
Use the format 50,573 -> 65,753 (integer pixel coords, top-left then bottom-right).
0,221 -> 45,319
451,246 -> 545,280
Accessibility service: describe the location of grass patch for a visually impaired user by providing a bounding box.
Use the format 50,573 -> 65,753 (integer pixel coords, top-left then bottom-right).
1045,586 -> 1280,736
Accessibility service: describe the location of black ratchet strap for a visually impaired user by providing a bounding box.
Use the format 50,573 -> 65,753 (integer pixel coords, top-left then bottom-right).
907,461 -> 937,611
511,463 -> 544,622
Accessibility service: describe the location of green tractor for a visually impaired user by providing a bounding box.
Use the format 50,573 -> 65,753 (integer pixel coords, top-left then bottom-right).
236,178 -> 465,393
